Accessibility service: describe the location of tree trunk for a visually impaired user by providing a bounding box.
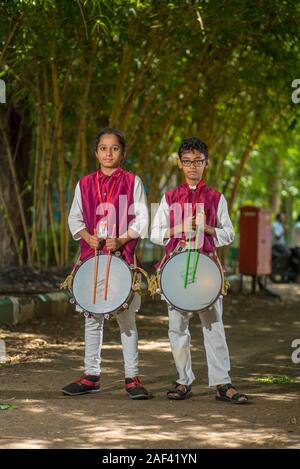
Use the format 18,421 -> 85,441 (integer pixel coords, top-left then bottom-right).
0,137 -> 22,267
269,152 -> 282,214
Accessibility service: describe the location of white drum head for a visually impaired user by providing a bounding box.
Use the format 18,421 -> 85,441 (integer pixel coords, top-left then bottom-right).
72,254 -> 132,314
160,251 -> 222,312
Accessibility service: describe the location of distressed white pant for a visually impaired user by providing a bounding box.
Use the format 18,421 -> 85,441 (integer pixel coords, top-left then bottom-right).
168,297 -> 231,387
84,293 -> 141,377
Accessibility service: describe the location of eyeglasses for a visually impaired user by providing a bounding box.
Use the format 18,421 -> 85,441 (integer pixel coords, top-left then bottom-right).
98,145 -> 121,153
181,159 -> 207,167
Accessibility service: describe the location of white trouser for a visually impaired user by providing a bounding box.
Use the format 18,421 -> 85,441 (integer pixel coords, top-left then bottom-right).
168,296 -> 231,387
84,293 -> 141,378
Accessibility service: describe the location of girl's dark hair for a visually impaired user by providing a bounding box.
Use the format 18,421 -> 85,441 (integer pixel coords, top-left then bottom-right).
178,137 -> 208,160
94,127 -> 127,153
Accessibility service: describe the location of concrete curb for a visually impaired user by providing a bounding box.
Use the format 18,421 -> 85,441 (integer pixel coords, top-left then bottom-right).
0,291 -> 72,326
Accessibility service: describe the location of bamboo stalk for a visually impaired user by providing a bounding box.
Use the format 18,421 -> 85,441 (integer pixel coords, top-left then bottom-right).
0,178 -> 23,265
31,81 -> 43,267
51,61 -> 66,265
48,197 -> 60,266
44,210 -> 49,268
41,66 -> 60,265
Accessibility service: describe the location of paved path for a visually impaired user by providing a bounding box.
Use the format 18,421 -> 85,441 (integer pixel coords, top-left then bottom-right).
1,285 -> 300,448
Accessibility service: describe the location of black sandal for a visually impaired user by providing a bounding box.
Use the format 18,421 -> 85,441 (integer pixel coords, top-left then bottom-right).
167,383 -> 193,400
216,383 -> 248,405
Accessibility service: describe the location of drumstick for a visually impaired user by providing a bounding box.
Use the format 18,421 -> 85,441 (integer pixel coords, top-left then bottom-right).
192,225 -> 200,283
192,208 -> 204,282
93,228 -> 98,304
184,233 -> 192,289
104,224 -> 116,301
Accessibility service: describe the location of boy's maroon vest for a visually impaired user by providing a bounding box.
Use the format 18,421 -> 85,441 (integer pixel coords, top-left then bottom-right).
164,180 -> 221,257
79,167 -> 138,265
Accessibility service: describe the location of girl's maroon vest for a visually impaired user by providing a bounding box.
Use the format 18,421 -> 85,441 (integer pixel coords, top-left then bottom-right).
164,180 -> 221,257
79,167 -> 138,265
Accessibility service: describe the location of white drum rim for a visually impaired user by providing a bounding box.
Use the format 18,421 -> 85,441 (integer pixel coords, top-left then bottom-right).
72,253 -> 133,315
159,250 -> 222,313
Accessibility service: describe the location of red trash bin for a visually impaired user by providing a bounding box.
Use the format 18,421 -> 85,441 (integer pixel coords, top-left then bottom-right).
239,206 -> 271,276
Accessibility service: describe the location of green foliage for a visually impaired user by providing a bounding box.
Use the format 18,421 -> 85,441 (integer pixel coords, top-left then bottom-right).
255,375 -> 294,385
0,403 -> 16,410
1,0 -> 300,265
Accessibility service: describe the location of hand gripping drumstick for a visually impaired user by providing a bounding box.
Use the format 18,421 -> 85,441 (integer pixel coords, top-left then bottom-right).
104,224 -> 116,301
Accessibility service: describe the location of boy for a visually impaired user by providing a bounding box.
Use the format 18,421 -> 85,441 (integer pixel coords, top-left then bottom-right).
151,137 -> 248,404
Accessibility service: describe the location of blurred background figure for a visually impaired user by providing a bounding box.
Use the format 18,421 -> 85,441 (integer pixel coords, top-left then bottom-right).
271,212 -> 289,266
271,212 -> 291,282
290,214 -> 300,249
290,214 -> 300,284
271,212 -> 300,284
272,212 -> 287,252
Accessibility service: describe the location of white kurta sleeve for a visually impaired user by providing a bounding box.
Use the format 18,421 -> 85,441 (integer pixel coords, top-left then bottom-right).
68,182 -> 86,240
214,194 -> 235,247
150,195 -> 171,246
128,175 -> 149,239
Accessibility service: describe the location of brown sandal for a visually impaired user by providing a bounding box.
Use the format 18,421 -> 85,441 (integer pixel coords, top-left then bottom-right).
215,383 -> 249,405
167,383 -> 193,400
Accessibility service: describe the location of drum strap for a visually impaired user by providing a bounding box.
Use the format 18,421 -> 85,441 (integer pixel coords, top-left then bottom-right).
214,251 -> 230,296
60,254 -> 82,291
132,254 -> 158,297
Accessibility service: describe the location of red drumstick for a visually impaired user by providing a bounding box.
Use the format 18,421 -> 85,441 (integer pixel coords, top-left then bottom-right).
104,224 -> 116,301
93,228 -> 98,304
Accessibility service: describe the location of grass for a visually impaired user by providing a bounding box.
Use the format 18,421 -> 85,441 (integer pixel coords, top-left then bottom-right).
254,375 -> 294,385
0,403 -> 16,411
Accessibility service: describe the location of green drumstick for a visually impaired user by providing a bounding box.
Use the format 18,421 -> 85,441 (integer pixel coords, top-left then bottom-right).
192,206 -> 204,282
192,224 -> 200,283
184,233 -> 192,289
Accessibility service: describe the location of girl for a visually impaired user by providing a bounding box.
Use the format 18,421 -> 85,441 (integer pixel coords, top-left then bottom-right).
63,128 -> 151,400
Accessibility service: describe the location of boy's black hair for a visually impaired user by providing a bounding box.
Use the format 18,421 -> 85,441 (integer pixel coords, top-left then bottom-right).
94,127 -> 126,153
178,137 -> 208,160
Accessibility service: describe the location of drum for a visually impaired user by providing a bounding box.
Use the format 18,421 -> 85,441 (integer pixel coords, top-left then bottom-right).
158,251 -> 222,313
71,253 -> 134,315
